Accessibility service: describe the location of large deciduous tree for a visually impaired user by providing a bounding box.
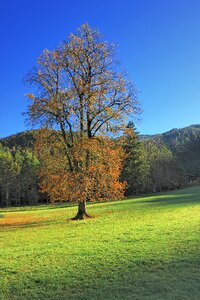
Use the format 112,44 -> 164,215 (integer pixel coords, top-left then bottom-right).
26,23 -> 139,219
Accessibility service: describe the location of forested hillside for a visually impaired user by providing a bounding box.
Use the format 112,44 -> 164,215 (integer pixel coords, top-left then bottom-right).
0,130 -> 36,149
161,125 -> 200,176
2,125 -> 200,152
142,125 -> 200,177
156,125 -> 200,151
0,124 -> 200,207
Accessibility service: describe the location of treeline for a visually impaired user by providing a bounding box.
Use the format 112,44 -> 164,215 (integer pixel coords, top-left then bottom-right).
0,145 -> 45,207
142,124 -> 200,177
1,124 -> 199,207
121,123 -> 186,196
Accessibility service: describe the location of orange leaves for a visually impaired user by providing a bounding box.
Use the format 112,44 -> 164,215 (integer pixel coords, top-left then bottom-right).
0,213 -> 48,227
35,132 -> 126,203
24,23 -> 141,205
26,93 -> 35,100
88,165 -> 97,172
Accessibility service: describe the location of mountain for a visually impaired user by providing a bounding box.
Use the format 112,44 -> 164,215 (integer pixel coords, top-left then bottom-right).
0,130 -> 36,149
1,125 -> 200,176
141,124 -> 200,151
158,125 -> 200,152
141,125 -> 200,177
1,125 -> 200,150
1,125 -> 200,151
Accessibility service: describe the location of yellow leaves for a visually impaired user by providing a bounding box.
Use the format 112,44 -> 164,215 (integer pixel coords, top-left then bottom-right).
26,93 -> 35,100
96,43 -> 103,49
52,50 -> 60,60
38,69 -> 42,76
124,127 -> 135,136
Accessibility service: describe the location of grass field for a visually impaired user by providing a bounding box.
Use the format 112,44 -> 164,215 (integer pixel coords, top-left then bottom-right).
0,186 -> 200,300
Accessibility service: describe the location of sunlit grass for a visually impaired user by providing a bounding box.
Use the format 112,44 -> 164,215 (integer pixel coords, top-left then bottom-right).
0,186 -> 200,299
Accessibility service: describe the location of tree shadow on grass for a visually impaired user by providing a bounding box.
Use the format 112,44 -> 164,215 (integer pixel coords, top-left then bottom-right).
3,255 -> 200,300
101,191 -> 200,210
132,193 -> 200,207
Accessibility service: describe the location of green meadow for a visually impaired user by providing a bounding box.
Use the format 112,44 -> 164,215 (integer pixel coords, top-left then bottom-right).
0,186 -> 200,300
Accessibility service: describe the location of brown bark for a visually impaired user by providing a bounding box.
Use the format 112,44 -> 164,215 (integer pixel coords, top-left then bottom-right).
71,201 -> 91,220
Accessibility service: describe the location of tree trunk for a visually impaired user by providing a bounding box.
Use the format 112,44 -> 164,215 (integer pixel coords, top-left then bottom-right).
71,201 -> 91,220
6,182 -> 10,207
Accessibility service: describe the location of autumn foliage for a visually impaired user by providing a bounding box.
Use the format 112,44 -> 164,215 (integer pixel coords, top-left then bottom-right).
25,23 -> 139,218
35,130 -> 126,203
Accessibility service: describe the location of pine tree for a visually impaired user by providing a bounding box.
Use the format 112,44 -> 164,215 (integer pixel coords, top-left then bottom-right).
121,122 -> 149,195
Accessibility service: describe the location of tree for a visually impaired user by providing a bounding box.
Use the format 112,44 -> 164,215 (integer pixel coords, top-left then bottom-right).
0,145 -> 16,206
0,145 -> 41,207
17,150 -> 40,206
25,23 -> 139,219
121,122 -> 149,195
35,131 -> 126,217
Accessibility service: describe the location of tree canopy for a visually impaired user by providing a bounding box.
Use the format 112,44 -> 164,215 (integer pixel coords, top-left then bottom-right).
25,23 -> 140,219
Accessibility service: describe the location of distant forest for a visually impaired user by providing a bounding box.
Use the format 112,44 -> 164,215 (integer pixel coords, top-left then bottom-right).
1,124 -> 200,207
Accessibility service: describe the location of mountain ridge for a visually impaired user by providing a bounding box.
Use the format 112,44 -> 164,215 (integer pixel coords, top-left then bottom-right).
1,124 -> 200,153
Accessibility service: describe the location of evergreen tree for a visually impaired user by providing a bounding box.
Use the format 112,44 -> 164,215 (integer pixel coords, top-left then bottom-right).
121,122 -> 149,195
0,145 -> 16,206
0,144 -> 42,207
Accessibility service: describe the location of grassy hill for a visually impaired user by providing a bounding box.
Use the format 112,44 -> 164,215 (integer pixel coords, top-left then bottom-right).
1,186 -> 200,299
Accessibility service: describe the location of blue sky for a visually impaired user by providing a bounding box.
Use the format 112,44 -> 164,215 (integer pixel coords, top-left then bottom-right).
0,0 -> 200,137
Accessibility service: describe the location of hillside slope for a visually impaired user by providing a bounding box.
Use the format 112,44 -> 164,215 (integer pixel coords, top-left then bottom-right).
1,125 -> 200,150
1,124 -> 200,176
0,130 -> 36,149
141,125 -> 200,176
159,124 -> 200,152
